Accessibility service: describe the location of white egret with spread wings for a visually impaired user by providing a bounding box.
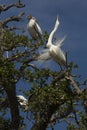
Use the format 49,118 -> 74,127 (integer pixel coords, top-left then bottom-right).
37,16 -> 66,68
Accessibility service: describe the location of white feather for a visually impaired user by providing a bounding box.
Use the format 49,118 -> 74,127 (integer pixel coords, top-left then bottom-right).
38,52 -> 50,61
55,36 -> 66,47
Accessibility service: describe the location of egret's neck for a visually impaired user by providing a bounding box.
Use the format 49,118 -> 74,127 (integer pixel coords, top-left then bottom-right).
47,19 -> 59,48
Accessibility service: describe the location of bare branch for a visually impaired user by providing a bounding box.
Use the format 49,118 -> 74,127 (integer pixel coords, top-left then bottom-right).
51,69 -> 82,95
0,1 -> 25,13
28,63 -> 39,70
65,74 -> 82,95
2,12 -> 24,27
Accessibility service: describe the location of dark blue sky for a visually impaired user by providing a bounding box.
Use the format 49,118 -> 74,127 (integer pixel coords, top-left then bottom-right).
1,0 -> 87,129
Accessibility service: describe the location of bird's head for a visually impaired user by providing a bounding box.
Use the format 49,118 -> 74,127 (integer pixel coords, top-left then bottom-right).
17,95 -> 27,103
27,14 -> 34,20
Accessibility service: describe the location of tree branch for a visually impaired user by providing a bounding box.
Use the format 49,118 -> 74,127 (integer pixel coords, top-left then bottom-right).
52,70 -> 66,85
65,74 -> 82,95
7,50 -> 35,62
15,57 -> 37,82
51,70 -> 82,95
30,101 -> 66,130
49,101 -> 73,125
0,1 -> 25,13
2,12 -> 24,27
7,26 -> 25,31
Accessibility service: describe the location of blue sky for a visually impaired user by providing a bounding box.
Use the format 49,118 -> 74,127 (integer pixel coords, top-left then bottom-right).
1,0 -> 87,129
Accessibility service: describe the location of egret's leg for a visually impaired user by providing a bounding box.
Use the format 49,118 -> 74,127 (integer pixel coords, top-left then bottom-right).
59,64 -> 63,71
6,51 -> 9,58
65,51 -> 68,69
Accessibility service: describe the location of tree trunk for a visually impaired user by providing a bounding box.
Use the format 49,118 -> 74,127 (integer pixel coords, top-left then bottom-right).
5,84 -> 20,130
31,122 -> 47,130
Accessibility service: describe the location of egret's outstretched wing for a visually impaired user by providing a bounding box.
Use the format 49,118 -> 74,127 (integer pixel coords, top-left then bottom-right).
37,49 -> 51,60
55,36 -> 66,47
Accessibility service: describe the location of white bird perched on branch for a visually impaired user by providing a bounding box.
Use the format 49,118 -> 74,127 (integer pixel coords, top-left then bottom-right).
27,14 -> 42,41
0,95 -> 28,111
37,16 -> 66,68
17,95 -> 28,111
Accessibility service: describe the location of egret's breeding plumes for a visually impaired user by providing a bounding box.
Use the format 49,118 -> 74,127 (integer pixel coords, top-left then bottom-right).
27,14 -> 42,41
37,16 -> 66,68
17,95 -> 28,111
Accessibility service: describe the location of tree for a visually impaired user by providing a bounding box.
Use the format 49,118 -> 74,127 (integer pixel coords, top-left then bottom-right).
0,1 -> 87,130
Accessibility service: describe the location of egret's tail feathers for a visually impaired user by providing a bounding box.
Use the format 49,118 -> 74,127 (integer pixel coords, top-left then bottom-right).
56,35 -> 66,47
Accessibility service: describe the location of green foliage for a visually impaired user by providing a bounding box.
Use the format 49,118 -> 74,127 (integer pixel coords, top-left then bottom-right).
0,28 -> 87,130
0,117 -> 11,130
4,30 -> 29,49
24,68 -> 73,124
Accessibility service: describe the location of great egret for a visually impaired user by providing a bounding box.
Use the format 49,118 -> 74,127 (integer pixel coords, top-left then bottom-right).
0,95 -> 28,111
27,14 -> 42,41
17,95 -> 28,111
37,16 -> 66,68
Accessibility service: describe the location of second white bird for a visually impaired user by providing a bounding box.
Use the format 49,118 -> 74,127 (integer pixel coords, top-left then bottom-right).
27,14 -> 42,41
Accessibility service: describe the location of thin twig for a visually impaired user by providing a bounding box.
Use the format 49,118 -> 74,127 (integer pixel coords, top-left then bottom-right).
73,110 -> 79,125
28,63 -> 39,71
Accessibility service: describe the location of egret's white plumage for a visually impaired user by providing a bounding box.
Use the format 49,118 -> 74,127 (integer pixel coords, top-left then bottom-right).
17,95 -> 28,111
37,16 -> 66,67
27,15 -> 42,41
